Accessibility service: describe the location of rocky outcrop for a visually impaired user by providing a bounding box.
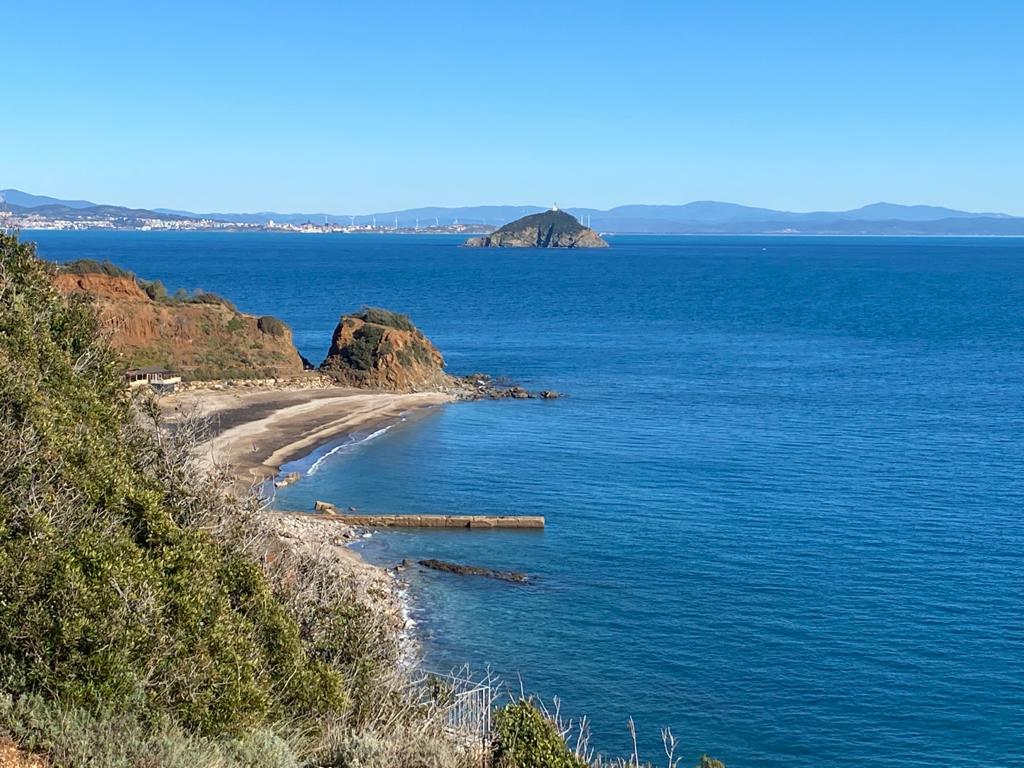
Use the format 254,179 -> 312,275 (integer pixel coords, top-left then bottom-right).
457,374 -> 562,401
464,209 -> 608,248
320,308 -> 453,391
54,263 -> 305,380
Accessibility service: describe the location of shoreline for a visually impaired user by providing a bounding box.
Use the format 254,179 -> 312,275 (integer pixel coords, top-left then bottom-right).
163,382 -> 454,668
162,383 -> 456,490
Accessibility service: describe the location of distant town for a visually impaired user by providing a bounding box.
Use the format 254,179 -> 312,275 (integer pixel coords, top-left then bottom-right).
0,206 -> 491,235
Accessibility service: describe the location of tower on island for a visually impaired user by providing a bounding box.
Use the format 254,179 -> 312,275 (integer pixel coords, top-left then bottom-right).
551,203 -> 559,211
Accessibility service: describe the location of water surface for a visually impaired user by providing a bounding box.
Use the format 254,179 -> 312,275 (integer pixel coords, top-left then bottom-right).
33,231 -> 1024,767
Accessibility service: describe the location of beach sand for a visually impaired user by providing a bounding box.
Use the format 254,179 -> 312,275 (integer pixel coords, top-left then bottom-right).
162,384 -> 456,488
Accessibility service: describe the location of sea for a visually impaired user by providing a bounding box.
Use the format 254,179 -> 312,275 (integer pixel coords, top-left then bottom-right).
31,230 -> 1024,767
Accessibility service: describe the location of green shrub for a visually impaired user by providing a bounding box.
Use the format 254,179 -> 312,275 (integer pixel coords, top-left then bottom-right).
340,324 -> 385,372
0,233 -> 345,735
0,692 -> 303,768
143,279 -> 169,301
492,699 -> 586,768
58,259 -> 133,278
257,315 -> 288,337
188,291 -> 237,312
226,315 -> 246,333
354,307 -> 416,332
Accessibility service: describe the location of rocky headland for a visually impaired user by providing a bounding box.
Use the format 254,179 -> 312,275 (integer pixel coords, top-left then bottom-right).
464,208 -> 609,248
319,307 -> 450,390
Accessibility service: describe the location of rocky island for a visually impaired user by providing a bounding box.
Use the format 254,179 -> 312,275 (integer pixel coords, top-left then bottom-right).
464,206 -> 609,248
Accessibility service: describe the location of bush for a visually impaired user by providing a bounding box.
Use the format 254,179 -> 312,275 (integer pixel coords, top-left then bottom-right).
58,259 -> 133,278
257,315 -> 288,337
0,233 -> 345,735
0,692 -> 303,768
354,307 -> 416,332
340,324 -> 385,372
143,279 -> 168,301
188,290 -> 237,312
492,699 -> 587,768
317,727 -> 471,768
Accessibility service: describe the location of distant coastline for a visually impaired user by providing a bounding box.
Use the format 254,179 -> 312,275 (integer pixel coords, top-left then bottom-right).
6,187 -> 1024,236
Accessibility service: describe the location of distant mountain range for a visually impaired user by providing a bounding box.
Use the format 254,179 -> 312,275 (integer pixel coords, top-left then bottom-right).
1,189 -> 190,223
5,188 -> 1024,235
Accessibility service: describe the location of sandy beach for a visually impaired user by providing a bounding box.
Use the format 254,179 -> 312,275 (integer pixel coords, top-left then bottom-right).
162,384 -> 456,488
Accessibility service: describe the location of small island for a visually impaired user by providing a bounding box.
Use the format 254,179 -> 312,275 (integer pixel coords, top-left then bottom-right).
464,206 -> 609,248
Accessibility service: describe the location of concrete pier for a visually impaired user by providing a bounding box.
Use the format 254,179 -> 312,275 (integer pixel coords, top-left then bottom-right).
311,501 -> 544,529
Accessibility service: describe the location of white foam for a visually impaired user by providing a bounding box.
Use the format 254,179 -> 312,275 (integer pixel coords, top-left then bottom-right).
305,423 -> 395,476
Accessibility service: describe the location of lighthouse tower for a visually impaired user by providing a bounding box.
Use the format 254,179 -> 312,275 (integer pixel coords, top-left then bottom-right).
551,203 -> 559,211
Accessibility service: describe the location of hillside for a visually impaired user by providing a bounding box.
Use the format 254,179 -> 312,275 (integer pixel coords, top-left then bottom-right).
54,261 -> 306,380
465,209 -> 609,248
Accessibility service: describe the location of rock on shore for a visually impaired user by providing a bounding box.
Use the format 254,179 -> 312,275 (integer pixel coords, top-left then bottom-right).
464,209 -> 609,249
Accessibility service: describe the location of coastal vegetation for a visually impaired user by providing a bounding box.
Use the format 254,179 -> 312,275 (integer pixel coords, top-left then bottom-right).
53,258 -> 306,380
61,258 -> 237,310
353,306 -> 418,333
58,258 -> 133,278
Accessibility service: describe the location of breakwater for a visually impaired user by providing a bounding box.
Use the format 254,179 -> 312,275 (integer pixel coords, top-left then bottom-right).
312,501 -> 544,529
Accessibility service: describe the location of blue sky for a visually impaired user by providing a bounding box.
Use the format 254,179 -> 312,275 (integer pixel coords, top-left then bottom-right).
5,1 -> 1023,214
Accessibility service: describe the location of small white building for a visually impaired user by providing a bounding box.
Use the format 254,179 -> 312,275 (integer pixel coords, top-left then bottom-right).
124,366 -> 181,393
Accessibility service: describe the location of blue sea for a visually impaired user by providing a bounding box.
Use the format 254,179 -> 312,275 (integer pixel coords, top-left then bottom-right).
32,231 -> 1024,767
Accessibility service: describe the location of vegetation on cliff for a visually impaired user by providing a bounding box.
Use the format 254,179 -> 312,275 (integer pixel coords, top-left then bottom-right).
54,259 -> 305,380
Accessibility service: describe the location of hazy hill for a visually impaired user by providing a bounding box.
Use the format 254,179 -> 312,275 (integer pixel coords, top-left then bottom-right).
5,188 -> 1023,234
0,188 -> 97,209
10,202 -> 192,222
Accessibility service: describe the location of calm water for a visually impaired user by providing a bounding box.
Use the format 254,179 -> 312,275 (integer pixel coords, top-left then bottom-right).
32,231 -> 1024,767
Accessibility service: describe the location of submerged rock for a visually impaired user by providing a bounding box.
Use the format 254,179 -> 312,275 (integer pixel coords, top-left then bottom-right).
418,559 -> 530,584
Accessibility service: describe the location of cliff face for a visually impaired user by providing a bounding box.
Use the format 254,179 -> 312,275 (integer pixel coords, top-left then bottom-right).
54,268 -> 306,380
320,308 -> 452,391
464,209 -> 609,248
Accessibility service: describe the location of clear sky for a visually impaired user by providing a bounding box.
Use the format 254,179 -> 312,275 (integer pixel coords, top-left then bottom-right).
5,1 -> 1023,214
